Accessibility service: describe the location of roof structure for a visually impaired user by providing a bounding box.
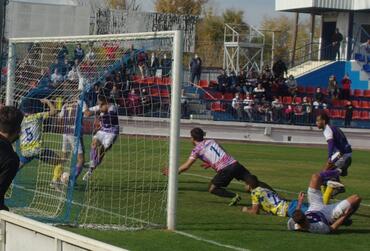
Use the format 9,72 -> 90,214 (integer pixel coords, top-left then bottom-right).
276,0 -> 370,13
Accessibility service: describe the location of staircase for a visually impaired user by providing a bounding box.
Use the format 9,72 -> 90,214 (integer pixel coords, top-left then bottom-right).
288,60 -> 334,78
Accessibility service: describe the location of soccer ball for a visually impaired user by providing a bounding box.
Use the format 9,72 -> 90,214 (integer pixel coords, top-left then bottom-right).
61,172 -> 70,184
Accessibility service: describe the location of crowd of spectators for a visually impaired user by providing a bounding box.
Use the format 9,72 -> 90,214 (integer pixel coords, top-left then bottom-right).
210,61 -> 357,125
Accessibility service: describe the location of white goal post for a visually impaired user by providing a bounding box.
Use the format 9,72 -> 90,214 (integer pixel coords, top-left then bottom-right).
5,30 -> 184,231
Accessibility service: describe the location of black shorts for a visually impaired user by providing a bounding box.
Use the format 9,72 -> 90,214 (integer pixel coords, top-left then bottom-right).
211,162 -> 251,188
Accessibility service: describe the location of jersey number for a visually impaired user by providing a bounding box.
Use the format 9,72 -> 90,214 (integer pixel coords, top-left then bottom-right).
25,127 -> 34,142
267,192 -> 281,206
210,146 -> 221,157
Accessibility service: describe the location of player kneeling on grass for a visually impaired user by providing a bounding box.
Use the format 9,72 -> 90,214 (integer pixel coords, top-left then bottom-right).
58,99 -> 86,183
316,112 -> 352,204
163,127 -> 273,206
18,99 -> 64,189
242,175 -> 309,217
83,95 -> 119,181
287,170 -> 361,234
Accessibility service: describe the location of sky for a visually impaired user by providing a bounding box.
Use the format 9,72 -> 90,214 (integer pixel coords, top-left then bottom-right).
138,0 -> 291,27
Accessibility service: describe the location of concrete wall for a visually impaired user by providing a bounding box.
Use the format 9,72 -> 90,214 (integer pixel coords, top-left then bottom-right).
119,117 -> 370,150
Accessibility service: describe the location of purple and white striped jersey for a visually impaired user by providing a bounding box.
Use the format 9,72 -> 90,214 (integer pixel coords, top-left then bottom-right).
190,139 -> 236,172
59,102 -> 86,135
305,211 -> 331,234
89,104 -> 119,134
323,124 -> 352,159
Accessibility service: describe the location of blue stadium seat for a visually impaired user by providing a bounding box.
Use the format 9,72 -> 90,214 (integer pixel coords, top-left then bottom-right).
355,53 -> 366,62
363,64 -> 370,73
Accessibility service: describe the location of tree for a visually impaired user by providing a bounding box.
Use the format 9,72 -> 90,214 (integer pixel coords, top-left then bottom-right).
154,0 -> 208,16
106,0 -> 140,11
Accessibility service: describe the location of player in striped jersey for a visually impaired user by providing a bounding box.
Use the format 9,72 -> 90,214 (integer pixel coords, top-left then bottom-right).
58,98 -> 87,182
316,112 -> 352,204
287,170 -> 361,234
242,175 -> 309,217
18,99 -> 63,187
82,95 -> 119,181
163,127 -> 273,206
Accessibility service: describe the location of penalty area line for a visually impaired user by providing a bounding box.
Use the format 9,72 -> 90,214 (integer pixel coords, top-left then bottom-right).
183,173 -> 370,208
174,230 -> 251,251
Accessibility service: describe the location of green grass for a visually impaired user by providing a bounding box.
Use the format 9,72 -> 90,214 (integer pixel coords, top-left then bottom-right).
60,140 -> 370,251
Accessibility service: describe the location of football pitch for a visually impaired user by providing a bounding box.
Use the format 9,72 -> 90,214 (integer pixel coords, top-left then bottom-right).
62,140 -> 370,251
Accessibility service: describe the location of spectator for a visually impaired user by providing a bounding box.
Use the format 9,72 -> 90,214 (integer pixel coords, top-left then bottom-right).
189,54 -> 202,84
262,64 -> 273,79
285,75 -> 298,96
253,83 -> 266,104
74,43 -> 85,63
344,101 -> 353,128
161,54 -> 172,77
257,102 -> 273,122
128,89 -> 140,115
328,75 -> 339,99
50,69 -> 63,85
86,47 -> 96,62
57,43 -> 69,63
302,96 -> 313,124
137,50 -> 148,79
243,94 -> 254,121
293,102 -> 304,124
67,65 -> 78,81
231,93 -> 242,120
331,28 -> 343,60
0,106 -> 24,211
360,39 -> 370,59
284,103 -> 294,124
110,84 -> 121,102
216,69 -> 229,94
272,59 -> 288,78
314,87 -> 325,103
271,96 -> 283,122
61,59 -> 71,76
181,89 -> 189,119
341,74 -> 351,100
238,70 -> 247,93
49,59 -> 60,75
149,52 -> 160,77
229,71 -> 241,93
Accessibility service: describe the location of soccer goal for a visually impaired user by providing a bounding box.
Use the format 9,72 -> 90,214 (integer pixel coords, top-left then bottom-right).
5,31 -> 183,231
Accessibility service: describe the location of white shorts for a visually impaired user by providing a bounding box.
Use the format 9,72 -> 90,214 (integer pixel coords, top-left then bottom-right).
334,153 -> 352,169
93,130 -> 117,149
62,134 -> 84,154
307,187 -> 351,223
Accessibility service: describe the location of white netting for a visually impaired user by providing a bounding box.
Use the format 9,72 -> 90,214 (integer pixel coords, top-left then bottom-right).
6,33 -> 178,229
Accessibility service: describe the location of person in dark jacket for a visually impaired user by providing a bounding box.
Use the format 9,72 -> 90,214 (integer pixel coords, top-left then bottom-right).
0,106 -> 24,211
331,28 -> 343,60
272,59 -> 288,79
189,54 -> 202,84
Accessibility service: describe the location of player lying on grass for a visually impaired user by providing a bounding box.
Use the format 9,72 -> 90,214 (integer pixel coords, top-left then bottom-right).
242,175 -> 309,217
316,112 -> 352,204
18,99 -> 64,188
83,95 -> 119,181
58,97 -> 86,183
163,127 -> 273,206
287,170 -> 361,234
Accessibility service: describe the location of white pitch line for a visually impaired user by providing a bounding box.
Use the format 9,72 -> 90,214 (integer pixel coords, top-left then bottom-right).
11,184 -> 251,250
174,230 -> 250,251
183,173 -> 370,208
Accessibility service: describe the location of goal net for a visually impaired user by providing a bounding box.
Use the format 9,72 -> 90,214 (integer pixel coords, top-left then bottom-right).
5,31 -> 183,230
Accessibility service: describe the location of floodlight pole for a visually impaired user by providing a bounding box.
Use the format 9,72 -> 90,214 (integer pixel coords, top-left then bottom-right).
167,30 -> 183,231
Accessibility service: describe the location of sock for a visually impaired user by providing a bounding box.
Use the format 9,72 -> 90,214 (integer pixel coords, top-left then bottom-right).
320,169 -> 341,182
210,187 -> 236,198
52,164 -> 63,182
74,164 -> 83,179
89,148 -> 98,170
323,186 -> 334,205
321,185 -> 326,195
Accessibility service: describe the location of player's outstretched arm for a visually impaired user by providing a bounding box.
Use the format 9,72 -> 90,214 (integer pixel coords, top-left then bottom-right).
40,99 -> 57,116
242,204 -> 260,215
296,192 -> 305,210
162,158 -> 196,176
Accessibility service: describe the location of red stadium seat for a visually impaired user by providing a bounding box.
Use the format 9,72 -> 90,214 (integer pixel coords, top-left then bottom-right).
352,111 -> 362,120
364,90 -> 370,98
209,80 -> 218,87
360,101 -> 370,109
282,96 -> 292,104
297,86 -> 305,94
160,89 -> 170,97
353,89 -> 363,98
352,100 -> 360,108
199,80 -> 209,88
305,87 -> 315,95
211,102 -> 226,112
223,93 -> 234,101
360,111 -> 370,120
293,96 -> 302,104
204,92 -> 221,101
150,88 -> 160,97
321,88 -> 328,96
